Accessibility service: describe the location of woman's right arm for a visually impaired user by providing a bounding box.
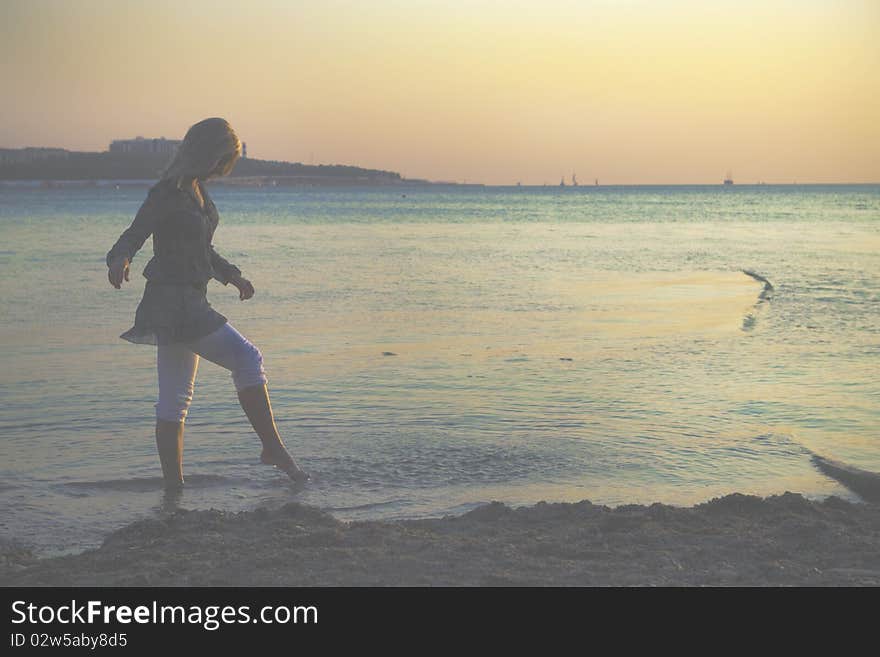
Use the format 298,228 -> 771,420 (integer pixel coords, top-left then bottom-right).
106,189 -> 161,287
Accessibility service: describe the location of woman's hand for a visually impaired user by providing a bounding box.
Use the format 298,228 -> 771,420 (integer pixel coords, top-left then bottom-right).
230,275 -> 255,301
108,256 -> 130,289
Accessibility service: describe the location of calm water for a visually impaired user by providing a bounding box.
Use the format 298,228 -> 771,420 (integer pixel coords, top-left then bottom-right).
1,183 -> 878,555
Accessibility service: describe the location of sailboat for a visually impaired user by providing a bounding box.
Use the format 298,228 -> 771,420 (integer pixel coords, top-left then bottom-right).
723,170 -> 734,185
571,173 -> 578,187
559,176 -> 566,187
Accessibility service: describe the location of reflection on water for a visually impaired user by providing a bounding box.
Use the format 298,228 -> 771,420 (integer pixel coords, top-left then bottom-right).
1,184 -> 878,555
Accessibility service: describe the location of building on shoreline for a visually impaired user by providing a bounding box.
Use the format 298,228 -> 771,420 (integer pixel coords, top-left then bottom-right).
109,136 -> 181,155
108,136 -> 247,158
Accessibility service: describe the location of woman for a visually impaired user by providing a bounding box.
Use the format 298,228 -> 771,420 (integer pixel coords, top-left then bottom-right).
106,117 -> 308,489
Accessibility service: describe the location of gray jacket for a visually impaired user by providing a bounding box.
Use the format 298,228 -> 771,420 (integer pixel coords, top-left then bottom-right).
105,179 -> 242,287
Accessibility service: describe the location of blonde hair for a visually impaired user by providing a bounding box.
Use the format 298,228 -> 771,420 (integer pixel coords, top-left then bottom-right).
161,117 -> 242,189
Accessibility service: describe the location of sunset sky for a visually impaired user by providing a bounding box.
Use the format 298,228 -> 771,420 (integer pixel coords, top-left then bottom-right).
2,0 -> 878,184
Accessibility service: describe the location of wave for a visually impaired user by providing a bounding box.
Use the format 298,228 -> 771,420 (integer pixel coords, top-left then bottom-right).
741,269 -> 774,300
811,454 -> 880,503
325,498 -> 410,513
741,269 -> 774,331
61,474 -> 239,493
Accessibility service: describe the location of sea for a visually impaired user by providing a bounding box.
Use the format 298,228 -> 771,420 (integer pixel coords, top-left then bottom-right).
1,182 -> 878,556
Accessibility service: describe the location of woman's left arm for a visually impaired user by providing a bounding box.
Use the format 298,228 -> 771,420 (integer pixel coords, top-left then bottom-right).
209,244 -> 243,286
210,245 -> 254,300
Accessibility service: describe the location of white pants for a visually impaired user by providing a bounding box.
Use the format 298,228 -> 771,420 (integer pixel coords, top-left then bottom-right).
156,322 -> 268,422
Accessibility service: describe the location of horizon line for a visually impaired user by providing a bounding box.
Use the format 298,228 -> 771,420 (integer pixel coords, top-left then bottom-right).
2,179 -> 878,188
1,145 -> 877,188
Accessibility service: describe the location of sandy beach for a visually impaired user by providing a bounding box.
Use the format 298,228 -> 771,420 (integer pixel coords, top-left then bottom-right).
3,492 -> 878,587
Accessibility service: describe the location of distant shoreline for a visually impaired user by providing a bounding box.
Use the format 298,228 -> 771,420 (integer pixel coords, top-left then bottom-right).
0,179 -> 875,190
0,149 -> 414,185
0,177 -> 446,189
1,150 -> 875,188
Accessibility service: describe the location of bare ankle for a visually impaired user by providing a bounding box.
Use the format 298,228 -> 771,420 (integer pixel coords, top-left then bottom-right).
164,477 -> 184,491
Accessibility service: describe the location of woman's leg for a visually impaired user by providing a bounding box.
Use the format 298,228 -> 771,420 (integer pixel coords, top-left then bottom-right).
155,342 -> 200,488
186,323 -> 308,483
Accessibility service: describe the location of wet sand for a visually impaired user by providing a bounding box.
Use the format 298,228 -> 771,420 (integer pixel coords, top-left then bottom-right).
2,492 -> 879,586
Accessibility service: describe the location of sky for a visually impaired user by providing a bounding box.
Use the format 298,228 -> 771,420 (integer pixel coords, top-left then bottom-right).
2,0 -> 878,184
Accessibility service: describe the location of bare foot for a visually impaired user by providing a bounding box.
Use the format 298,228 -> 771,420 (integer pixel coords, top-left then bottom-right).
260,447 -> 309,484
161,484 -> 184,512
